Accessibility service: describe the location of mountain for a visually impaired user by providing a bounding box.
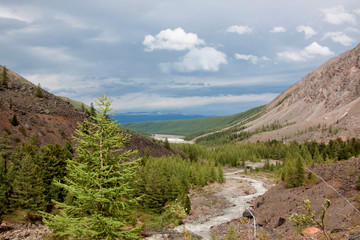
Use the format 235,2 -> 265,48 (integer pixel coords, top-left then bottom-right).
114,112 -> 210,123
242,43 -> 360,142
122,106 -> 264,137
0,66 -> 175,157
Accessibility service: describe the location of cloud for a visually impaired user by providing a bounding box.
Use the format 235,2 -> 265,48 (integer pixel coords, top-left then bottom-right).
270,26 -> 287,33
29,46 -> 80,63
87,30 -> 121,43
143,27 -> 205,52
109,93 -> 278,112
321,5 -> 356,25
161,47 -> 227,73
234,54 -> 270,64
54,14 -> 92,29
345,27 -> 360,33
296,25 -> 317,39
354,9 -> 360,15
226,25 -> 253,35
277,42 -> 334,62
323,32 -> 355,46
0,6 -> 39,23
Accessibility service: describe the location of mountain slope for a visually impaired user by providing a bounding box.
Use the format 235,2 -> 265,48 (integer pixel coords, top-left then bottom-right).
243,43 -> 360,142
0,66 -> 175,157
122,105 -> 264,137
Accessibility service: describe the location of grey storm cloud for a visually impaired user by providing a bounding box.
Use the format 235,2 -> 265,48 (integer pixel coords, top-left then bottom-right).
0,0 -> 359,115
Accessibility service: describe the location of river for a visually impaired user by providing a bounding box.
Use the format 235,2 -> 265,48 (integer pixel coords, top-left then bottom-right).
148,170 -> 268,239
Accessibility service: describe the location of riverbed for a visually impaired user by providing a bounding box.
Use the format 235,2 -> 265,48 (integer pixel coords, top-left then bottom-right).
148,170 -> 269,240
152,134 -> 194,144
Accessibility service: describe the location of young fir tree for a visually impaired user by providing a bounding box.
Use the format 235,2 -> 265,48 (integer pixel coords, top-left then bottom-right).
43,95 -> 143,240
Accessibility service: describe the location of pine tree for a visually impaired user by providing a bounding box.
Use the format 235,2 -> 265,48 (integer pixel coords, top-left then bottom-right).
164,138 -> 171,150
81,103 -> 86,112
0,66 -> 9,88
0,155 -> 9,222
10,113 -> 19,126
39,143 -> 69,203
43,95 -> 143,239
90,102 -> 96,117
35,83 -> 43,98
10,154 -> 46,211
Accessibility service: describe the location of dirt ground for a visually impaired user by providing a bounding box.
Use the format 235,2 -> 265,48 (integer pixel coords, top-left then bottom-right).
251,157 -> 360,239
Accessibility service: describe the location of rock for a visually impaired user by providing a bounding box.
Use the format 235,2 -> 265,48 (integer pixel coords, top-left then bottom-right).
331,227 -> 344,233
242,210 -> 253,219
277,217 -> 286,227
349,232 -> 360,240
301,227 -> 321,237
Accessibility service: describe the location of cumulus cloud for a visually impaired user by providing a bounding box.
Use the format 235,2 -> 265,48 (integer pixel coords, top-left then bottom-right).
323,32 -> 355,46
234,54 -> 270,64
277,42 -> 334,62
160,47 -> 227,73
226,25 -> 253,35
270,26 -> 287,33
355,9 -> 360,15
321,5 -> 356,25
296,25 -> 317,39
143,27 -> 205,52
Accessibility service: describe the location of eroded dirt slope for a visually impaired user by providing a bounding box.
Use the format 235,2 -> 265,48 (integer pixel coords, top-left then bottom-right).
252,157 -> 360,237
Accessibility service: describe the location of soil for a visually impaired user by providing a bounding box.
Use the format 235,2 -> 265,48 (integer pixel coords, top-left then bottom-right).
252,157 -> 360,239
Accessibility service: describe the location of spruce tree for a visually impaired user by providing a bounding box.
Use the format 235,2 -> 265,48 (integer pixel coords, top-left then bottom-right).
43,95 -> 142,240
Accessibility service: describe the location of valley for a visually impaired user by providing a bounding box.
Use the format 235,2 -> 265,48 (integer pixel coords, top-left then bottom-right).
0,42 -> 360,240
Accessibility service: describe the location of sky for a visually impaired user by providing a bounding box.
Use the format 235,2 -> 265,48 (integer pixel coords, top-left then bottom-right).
0,0 -> 359,116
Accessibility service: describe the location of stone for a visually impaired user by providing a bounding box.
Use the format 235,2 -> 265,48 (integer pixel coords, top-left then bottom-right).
277,217 -> 286,227
242,210 -> 253,219
301,227 -> 321,237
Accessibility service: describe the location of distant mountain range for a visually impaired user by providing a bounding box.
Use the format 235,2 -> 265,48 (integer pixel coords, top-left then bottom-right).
114,112 -> 212,123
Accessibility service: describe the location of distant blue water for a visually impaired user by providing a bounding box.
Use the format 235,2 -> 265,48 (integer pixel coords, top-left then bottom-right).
114,112 -> 212,123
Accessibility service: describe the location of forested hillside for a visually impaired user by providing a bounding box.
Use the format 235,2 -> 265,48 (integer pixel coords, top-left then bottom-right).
122,105 -> 264,137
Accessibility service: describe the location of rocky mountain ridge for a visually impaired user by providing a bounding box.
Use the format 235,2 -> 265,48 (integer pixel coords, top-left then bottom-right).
245,43 -> 360,142
0,66 -> 174,157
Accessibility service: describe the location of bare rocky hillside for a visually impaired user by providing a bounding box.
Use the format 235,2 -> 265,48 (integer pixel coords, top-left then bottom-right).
252,157 -> 360,239
0,66 -> 174,157
245,43 -> 360,143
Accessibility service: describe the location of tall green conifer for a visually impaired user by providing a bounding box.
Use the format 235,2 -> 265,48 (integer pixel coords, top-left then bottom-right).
43,95 -> 142,240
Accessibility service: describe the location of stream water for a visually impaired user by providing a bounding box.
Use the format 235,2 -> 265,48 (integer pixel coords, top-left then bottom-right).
176,170 -> 268,239
147,170 -> 268,239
